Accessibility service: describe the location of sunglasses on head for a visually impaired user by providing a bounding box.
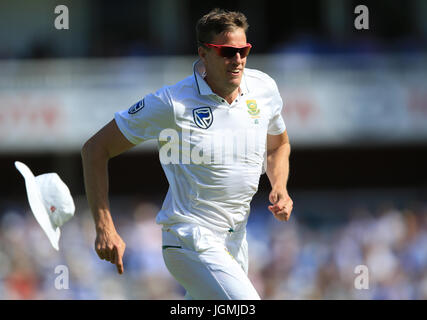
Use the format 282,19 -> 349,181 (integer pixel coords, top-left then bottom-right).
203,43 -> 252,58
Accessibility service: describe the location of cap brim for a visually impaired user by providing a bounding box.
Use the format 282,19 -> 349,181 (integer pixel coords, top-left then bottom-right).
15,161 -> 60,251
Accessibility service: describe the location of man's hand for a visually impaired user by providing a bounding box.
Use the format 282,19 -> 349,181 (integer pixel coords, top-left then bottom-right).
268,189 -> 293,221
95,228 -> 126,274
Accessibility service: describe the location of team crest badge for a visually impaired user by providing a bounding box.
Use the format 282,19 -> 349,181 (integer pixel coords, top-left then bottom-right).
193,107 -> 213,129
128,99 -> 144,114
246,100 -> 260,116
246,100 -> 260,124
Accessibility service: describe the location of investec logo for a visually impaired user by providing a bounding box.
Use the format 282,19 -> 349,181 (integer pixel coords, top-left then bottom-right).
158,128 -> 264,165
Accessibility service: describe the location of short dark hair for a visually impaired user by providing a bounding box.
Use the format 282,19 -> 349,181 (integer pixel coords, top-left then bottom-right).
196,8 -> 249,46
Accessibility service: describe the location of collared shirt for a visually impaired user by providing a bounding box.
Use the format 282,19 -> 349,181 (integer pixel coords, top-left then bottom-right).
115,59 -> 286,232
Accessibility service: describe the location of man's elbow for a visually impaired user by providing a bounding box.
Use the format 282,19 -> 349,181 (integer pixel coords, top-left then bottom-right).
81,138 -> 93,160
81,137 -> 109,163
282,133 -> 291,155
268,140 -> 291,156
285,140 -> 291,154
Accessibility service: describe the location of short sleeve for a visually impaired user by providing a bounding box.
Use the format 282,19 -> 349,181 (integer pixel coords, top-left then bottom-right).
267,78 -> 286,135
114,87 -> 174,145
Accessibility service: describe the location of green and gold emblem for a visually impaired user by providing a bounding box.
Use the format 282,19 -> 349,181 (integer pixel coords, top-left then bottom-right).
246,100 -> 260,116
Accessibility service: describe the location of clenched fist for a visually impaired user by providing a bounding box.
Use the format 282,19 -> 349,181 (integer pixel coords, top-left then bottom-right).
268,189 -> 293,221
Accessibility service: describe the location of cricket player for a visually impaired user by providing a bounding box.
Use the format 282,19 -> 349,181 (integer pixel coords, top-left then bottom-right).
81,8 -> 293,300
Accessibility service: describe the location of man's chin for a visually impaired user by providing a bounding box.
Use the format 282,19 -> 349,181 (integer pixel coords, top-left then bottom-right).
227,77 -> 242,89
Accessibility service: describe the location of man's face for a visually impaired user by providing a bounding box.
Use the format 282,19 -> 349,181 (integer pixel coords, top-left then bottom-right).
199,28 -> 248,93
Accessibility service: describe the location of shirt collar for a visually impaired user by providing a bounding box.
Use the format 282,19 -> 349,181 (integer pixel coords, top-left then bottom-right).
192,59 -> 250,97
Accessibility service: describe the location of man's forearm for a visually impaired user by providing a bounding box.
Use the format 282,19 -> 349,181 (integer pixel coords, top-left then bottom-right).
81,140 -> 115,233
266,142 -> 291,191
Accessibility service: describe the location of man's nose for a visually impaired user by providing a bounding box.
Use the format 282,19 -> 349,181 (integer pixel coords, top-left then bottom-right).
230,52 -> 243,64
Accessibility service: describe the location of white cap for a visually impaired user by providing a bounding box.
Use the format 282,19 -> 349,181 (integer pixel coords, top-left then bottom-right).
15,161 -> 75,251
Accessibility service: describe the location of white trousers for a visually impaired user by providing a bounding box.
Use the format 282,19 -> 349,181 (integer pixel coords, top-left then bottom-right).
161,223 -> 260,300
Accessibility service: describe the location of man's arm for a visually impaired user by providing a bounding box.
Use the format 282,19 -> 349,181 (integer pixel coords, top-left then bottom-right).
266,130 -> 293,221
81,119 -> 135,274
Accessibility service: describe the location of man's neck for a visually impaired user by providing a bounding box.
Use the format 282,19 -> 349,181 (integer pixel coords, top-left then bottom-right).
204,76 -> 240,104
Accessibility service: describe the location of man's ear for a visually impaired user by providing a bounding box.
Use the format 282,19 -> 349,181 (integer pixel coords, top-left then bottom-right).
198,46 -> 207,62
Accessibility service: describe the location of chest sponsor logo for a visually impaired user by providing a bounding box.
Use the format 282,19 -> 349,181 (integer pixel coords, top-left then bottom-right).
193,107 -> 213,129
128,99 -> 144,114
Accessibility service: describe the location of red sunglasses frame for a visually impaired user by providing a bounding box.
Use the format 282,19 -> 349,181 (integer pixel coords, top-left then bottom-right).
203,43 -> 252,58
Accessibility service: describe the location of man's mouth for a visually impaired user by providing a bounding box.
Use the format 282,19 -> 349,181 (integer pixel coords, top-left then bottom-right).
228,69 -> 242,76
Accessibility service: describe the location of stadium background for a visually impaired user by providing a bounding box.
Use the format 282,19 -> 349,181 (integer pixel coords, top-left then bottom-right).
0,0 -> 426,299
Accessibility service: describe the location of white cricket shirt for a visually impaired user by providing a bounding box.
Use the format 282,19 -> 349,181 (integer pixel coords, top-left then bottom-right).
115,59 -> 286,232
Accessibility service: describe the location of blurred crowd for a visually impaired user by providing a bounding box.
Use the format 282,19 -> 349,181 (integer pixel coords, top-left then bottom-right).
0,192 -> 426,300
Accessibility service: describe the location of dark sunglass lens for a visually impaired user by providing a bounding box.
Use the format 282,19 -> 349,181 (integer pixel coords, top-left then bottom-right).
239,46 -> 251,58
220,47 -> 239,58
